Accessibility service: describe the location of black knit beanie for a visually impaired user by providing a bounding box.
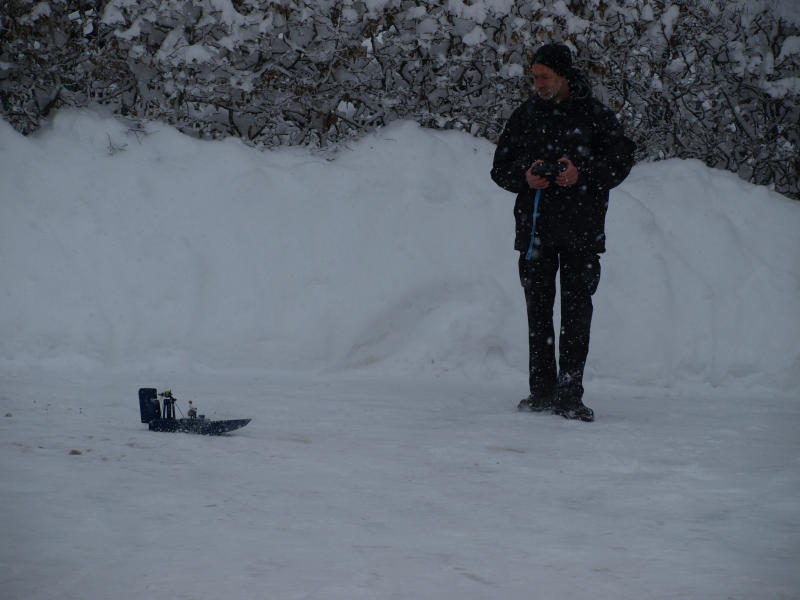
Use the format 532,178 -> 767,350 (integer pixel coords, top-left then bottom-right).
532,43 -> 573,77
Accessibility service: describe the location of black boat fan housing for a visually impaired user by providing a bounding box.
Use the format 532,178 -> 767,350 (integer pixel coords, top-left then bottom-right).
139,387 -> 161,423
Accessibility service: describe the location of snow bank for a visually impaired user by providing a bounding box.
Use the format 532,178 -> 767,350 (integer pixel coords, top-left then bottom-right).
1,109 -> 798,392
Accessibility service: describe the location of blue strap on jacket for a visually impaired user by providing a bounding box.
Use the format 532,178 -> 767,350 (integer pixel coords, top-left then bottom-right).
525,189 -> 542,260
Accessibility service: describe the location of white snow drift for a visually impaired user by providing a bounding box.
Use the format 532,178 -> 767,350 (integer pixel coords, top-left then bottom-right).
1,109 -> 798,390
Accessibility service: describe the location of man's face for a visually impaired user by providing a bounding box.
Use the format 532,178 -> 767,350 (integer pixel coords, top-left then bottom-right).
532,63 -> 566,101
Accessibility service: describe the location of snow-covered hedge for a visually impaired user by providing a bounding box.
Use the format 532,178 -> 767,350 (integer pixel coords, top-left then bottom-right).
1,0 -> 798,198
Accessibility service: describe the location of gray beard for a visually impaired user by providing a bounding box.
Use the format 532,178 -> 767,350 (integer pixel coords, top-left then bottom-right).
537,90 -> 561,103
536,80 -> 563,102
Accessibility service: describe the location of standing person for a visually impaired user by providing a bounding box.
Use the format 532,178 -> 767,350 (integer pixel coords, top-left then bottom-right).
490,43 -> 635,421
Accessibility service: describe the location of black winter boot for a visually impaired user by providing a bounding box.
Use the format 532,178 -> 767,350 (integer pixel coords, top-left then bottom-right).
518,394 -> 556,412
552,401 -> 594,422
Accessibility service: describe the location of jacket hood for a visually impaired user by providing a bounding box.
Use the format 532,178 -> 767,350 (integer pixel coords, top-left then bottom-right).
566,67 -> 592,101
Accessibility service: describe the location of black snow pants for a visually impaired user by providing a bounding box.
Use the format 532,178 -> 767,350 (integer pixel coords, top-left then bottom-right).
518,247 -> 601,405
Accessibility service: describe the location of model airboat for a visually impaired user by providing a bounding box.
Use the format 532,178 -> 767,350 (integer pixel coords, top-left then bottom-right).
138,388 -> 251,435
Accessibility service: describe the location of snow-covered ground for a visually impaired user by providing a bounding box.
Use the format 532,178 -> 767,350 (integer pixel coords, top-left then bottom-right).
1,110 -> 799,599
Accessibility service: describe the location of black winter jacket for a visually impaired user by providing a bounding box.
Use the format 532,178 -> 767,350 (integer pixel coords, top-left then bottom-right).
491,75 -> 635,254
